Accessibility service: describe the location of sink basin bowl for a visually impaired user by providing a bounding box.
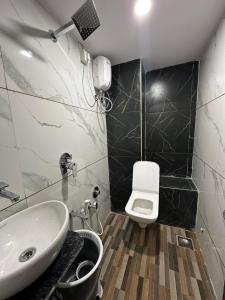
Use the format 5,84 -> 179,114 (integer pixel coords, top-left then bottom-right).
0,200 -> 69,300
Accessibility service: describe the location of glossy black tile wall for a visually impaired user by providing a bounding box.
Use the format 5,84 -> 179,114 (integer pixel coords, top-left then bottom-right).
160,176 -> 197,191
107,112 -> 141,156
108,156 -> 139,211
158,176 -> 198,229
146,62 -> 198,114
158,188 -> 198,229
108,59 -> 141,113
107,60 -> 199,212
148,152 -> 192,177
145,61 -> 199,177
107,59 -> 142,211
142,62 -> 146,159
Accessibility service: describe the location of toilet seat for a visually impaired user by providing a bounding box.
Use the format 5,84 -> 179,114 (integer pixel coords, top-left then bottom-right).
125,191 -> 159,224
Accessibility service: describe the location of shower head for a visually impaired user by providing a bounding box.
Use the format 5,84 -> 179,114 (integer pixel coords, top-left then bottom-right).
50,0 -> 101,42
72,0 -> 101,40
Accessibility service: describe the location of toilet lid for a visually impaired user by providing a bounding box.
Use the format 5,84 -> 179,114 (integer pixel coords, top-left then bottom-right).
132,161 -> 160,193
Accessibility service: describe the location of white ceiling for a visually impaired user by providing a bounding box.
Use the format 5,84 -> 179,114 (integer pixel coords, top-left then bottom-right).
38,0 -> 225,71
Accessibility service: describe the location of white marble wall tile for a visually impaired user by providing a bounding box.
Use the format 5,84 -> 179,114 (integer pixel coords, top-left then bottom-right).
8,91 -> 107,197
0,88 -> 25,205
195,212 -> 225,300
0,88 -> 16,147
0,148 -> 26,205
0,199 -> 27,221
197,35 -> 217,108
0,0 -> 99,111
193,14 -> 225,299
0,47 -> 6,88
0,0 -> 110,223
193,155 -> 225,266
26,158 -> 110,231
197,17 -> 225,108
214,17 -> 225,98
58,33 -> 97,109
194,94 -> 225,177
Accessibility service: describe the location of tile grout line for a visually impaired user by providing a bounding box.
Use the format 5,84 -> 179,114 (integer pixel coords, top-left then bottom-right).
0,155 -> 108,213
0,86 -> 106,115
196,92 -> 225,111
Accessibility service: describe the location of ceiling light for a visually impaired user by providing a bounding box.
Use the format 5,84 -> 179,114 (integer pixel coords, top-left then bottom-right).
134,0 -> 152,16
20,50 -> 33,58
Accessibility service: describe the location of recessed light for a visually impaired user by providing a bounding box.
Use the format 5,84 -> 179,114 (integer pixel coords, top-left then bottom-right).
20,50 -> 33,58
134,0 -> 152,16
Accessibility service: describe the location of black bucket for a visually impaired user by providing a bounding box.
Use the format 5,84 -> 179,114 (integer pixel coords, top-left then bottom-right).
54,236 -> 102,300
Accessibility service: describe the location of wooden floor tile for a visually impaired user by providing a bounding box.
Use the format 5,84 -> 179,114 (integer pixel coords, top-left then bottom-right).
100,213 -> 216,300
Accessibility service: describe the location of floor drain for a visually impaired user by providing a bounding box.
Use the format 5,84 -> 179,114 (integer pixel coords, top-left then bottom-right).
176,235 -> 194,250
19,247 -> 36,262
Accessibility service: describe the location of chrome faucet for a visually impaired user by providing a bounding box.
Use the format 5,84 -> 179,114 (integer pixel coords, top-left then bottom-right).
0,182 -> 20,203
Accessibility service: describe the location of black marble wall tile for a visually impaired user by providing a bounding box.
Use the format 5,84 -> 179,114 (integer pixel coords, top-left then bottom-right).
145,61 -> 198,177
146,111 -> 190,154
142,62 -> 146,160
160,176 -> 197,191
109,59 -> 141,113
146,62 -> 195,114
146,152 -> 192,177
158,187 -> 198,229
187,156 -> 193,178
191,61 -> 199,112
188,61 -> 199,155
108,156 -> 139,211
107,59 -> 142,211
107,60 -> 198,211
106,112 -> 141,156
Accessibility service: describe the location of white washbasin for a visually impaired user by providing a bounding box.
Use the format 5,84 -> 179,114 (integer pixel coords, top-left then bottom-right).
0,200 -> 69,300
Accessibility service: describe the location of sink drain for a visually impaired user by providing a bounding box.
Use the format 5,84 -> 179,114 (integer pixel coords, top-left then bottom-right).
19,247 -> 36,262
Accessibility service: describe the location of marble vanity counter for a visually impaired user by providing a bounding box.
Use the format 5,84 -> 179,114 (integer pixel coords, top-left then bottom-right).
9,231 -> 84,300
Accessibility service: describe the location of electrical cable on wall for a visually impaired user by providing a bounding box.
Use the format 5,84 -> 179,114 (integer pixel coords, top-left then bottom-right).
82,64 -> 97,108
95,90 -> 113,113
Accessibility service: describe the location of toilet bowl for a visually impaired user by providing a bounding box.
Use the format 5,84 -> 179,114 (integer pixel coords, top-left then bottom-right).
125,161 -> 160,229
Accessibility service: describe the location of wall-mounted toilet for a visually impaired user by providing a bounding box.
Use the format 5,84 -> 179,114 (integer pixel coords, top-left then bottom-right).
125,161 -> 160,229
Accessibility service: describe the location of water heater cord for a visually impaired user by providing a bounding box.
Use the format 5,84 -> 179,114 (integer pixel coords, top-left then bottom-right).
82,64 -> 97,107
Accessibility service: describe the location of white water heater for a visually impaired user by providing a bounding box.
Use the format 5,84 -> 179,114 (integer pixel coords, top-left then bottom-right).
93,56 -> 111,91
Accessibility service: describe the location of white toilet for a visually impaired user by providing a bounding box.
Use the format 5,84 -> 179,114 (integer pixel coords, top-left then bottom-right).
125,161 -> 160,229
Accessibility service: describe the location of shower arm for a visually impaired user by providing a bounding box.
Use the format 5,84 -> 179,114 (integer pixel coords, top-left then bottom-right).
49,0 -> 100,43
49,20 -> 75,43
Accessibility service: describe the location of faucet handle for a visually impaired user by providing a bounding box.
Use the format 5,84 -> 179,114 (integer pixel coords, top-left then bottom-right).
0,182 -> 9,190
60,153 -> 76,177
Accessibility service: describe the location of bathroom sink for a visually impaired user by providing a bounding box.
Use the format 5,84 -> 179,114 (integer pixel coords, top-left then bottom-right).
0,200 -> 69,300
